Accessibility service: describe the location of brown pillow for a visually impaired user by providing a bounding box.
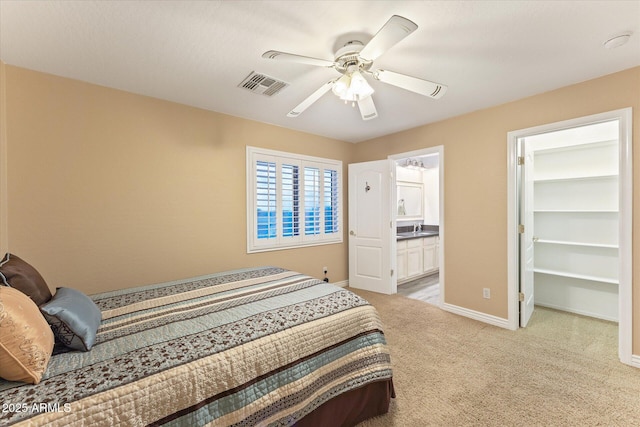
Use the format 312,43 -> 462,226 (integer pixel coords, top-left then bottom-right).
0,253 -> 52,306
0,286 -> 55,384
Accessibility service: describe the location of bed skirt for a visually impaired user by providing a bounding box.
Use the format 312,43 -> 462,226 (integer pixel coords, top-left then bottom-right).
298,379 -> 395,427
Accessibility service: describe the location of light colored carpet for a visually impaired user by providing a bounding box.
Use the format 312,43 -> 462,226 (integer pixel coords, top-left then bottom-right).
350,288 -> 640,426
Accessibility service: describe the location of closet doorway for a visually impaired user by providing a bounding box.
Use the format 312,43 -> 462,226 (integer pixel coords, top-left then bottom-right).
507,108 -> 632,365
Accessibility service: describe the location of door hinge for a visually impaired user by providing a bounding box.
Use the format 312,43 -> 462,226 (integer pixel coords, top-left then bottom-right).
390,269 -> 394,277
518,224 -> 525,234
519,292 -> 525,302
517,156 -> 525,165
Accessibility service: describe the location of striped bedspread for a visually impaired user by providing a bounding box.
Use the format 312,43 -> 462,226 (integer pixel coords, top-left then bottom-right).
0,267 -> 392,426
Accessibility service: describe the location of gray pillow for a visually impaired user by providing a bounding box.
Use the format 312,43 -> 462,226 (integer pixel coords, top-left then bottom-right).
40,287 -> 102,351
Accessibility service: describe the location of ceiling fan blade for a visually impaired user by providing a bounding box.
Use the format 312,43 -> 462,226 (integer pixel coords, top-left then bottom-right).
373,69 -> 447,99
262,50 -> 336,68
287,80 -> 336,117
357,96 -> 378,121
358,15 -> 418,61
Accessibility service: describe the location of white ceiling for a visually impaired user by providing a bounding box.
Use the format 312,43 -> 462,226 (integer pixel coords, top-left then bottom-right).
1,1 -> 639,143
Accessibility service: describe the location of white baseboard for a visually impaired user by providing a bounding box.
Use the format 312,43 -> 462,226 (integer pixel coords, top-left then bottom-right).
627,354 -> 640,369
442,302 -> 513,330
331,280 -> 348,288
341,284 -> 512,329
535,302 -> 618,323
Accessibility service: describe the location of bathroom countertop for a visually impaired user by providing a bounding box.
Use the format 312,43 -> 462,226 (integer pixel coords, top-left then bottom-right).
396,231 -> 439,241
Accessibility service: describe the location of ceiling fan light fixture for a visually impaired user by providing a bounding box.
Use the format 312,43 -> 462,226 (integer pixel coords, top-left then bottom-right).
332,70 -> 375,103
348,71 -> 365,90
332,73 -> 351,98
349,71 -> 375,97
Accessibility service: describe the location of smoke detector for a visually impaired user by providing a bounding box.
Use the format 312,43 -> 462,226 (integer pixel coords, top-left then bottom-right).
603,32 -> 632,49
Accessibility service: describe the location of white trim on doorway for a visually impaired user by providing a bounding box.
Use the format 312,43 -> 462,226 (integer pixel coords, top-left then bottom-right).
506,108 -> 633,365
389,146 -> 444,304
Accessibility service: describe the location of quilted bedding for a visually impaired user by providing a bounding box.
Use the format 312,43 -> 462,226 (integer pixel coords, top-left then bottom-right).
0,267 -> 393,426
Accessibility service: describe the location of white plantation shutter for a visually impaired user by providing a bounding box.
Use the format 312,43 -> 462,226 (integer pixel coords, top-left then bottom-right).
256,160 -> 277,240
281,163 -> 300,238
247,147 -> 342,253
324,168 -> 339,235
304,166 -> 321,236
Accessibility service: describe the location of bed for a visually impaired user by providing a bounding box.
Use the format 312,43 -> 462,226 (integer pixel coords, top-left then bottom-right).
0,263 -> 394,426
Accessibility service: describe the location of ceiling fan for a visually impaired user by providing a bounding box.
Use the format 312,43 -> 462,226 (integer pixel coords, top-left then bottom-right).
262,15 -> 447,121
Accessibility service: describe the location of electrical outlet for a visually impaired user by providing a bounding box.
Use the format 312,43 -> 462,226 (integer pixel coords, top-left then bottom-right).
483,288 -> 491,299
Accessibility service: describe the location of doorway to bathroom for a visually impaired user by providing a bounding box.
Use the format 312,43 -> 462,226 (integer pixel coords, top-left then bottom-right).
391,146 -> 443,306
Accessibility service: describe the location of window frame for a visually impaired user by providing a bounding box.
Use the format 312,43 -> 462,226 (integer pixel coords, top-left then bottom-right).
246,146 -> 343,253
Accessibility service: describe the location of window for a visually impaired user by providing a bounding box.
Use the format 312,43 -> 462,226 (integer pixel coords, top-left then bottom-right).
247,147 -> 342,252
256,160 -> 277,239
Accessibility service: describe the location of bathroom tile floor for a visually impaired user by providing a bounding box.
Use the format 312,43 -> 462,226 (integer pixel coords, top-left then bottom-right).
396,273 -> 440,305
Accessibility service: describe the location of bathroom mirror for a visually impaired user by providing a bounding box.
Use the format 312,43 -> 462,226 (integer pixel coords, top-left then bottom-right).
397,182 -> 423,220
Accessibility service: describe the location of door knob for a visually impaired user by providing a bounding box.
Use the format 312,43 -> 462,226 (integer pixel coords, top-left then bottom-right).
349,230 -> 356,236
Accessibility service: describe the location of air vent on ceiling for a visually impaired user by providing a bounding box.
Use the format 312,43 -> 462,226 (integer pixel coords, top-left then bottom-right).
238,72 -> 288,97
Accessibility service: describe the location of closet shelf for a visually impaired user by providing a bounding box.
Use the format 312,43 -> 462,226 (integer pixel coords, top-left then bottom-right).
533,209 -> 618,215
533,174 -> 618,183
533,209 -> 618,213
533,138 -> 617,155
533,268 -> 618,285
534,239 -> 618,249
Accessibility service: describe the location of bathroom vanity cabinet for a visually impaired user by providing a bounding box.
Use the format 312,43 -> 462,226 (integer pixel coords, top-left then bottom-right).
397,235 -> 439,283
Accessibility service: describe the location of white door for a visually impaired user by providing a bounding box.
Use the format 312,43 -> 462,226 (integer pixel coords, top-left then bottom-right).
348,160 -> 396,294
520,138 -> 535,326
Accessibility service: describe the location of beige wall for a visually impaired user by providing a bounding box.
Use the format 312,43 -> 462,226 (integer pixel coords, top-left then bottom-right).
1,62 -> 8,254
353,66 -> 640,352
3,65 -> 354,295
4,63 -> 640,353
